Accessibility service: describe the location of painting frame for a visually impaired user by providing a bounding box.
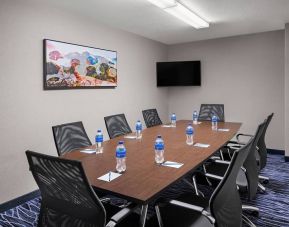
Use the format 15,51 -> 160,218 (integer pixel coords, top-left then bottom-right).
43,39 -> 117,90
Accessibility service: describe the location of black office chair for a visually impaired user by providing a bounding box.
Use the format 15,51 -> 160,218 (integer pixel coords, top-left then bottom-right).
227,113 -> 274,184
26,150 -> 138,227
155,138 -> 253,227
52,121 -> 92,156
205,121 -> 266,200
198,104 -> 225,122
104,114 -> 132,139
255,113 -> 274,184
257,113 -> 274,173
239,121 -> 266,200
142,109 -> 163,128
197,104 -> 225,160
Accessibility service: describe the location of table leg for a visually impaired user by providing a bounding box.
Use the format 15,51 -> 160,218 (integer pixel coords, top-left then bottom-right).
139,204 -> 148,227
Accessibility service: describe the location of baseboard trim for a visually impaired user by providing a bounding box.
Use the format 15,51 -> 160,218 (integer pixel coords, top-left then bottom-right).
267,148 -> 285,155
0,190 -> 40,213
285,156 -> 289,162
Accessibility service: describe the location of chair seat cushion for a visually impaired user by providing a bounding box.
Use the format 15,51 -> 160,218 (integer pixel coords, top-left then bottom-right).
205,162 -> 248,192
205,162 -> 228,177
159,193 -> 213,227
236,170 -> 248,192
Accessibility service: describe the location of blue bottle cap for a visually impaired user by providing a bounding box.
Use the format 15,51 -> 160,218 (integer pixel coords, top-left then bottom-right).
97,129 -> 101,132
157,135 -> 162,138
118,141 -> 124,144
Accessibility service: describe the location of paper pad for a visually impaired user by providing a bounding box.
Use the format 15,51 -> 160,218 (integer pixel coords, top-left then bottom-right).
194,143 -> 210,148
80,149 -> 96,154
162,161 -> 183,168
161,125 -> 173,128
218,128 -> 230,132
124,135 -> 137,139
98,172 -> 122,182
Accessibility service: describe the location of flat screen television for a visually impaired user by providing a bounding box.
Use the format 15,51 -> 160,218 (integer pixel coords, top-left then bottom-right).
157,61 -> 201,87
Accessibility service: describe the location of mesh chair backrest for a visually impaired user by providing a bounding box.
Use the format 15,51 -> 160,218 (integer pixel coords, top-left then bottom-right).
243,121 -> 266,201
52,121 -> 92,156
210,138 -> 253,227
198,104 -> 225,122
26,151 -> 106,227
258,113 -> 274,170
142,109 -> 162,128
104,114 -> 132,139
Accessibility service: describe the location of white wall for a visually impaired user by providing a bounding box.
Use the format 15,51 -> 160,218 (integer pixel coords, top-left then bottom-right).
167,31 -> 285,150
0,0 -> 168,203
285,23 -> 289,157
0,0 -> 287,205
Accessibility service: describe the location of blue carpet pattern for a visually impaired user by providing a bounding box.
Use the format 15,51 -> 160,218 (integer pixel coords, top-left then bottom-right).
0,154 -> 289,226
241,154 -> 289,226
0,198 -> 40,227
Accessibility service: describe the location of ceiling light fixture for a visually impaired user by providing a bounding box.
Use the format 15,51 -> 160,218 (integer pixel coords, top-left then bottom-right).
146,0 -> 176,9
146,0 -> 209,29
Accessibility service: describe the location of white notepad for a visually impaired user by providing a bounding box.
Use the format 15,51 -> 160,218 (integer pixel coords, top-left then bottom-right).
80,149 -> 96,154
218,128 -> 230,132
194,143 -> 210,148
162,124 -> 173,128
162,161 -> 183,168
97,172 -> 122,182
124,135 -> 137,139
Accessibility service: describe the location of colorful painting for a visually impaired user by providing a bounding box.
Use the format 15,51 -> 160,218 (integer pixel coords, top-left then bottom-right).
43,39 -> 117,89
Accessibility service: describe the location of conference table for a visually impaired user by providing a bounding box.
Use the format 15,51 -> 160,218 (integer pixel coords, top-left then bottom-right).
63,120 -> 241,226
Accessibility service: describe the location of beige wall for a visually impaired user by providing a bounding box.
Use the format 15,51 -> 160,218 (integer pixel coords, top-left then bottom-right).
167,31 -> 285,150
0,0 -> 168,203
285,23 -> 289,157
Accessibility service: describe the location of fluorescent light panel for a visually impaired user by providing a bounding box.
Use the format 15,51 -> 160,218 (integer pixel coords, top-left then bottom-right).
146,0 -> 176,9
147,0 -> 209,29
165,3 -> 209,28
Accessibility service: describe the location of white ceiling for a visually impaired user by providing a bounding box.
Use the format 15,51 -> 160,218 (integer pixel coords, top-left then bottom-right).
34,0 -> 289,44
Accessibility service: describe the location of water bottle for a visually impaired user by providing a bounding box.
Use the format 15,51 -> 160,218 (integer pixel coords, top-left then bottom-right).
193,111 -> 198,125
171,113 -> 177,127
154,135 -> 164,164
136,120 -> 142,139
95,130 -> 103,154
116,141 -> 126,173
186,124 -> 194,145
211,115 -> 218,131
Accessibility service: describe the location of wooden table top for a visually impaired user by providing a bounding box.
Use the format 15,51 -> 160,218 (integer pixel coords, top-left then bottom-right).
63,120 -> 241,204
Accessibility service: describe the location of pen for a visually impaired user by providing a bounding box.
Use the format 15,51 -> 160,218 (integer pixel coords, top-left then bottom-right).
108,171 -> 111,182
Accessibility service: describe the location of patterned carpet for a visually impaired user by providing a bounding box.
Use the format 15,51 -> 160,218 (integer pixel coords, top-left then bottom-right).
0,154 -> 288,226
241,154 -> 289,227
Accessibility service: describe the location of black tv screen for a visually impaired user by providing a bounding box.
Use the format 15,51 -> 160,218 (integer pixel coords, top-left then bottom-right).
157,61 -> 201,86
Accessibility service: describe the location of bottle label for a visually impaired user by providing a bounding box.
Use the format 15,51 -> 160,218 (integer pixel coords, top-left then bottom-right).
193,113 -> 198,120
171,115 -> 176,121
155,142 -> 164,150
116,148 -> 126,158
212,116 -> 218,123
136,123 -> 142,131
186,129 -> 194,135
96,135 -> 103,143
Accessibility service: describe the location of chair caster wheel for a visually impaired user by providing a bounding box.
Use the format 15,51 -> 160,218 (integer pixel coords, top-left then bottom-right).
263,179 -> 269,184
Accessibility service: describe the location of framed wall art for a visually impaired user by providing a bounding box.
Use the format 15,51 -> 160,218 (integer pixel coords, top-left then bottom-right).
43,39 -> 117,89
